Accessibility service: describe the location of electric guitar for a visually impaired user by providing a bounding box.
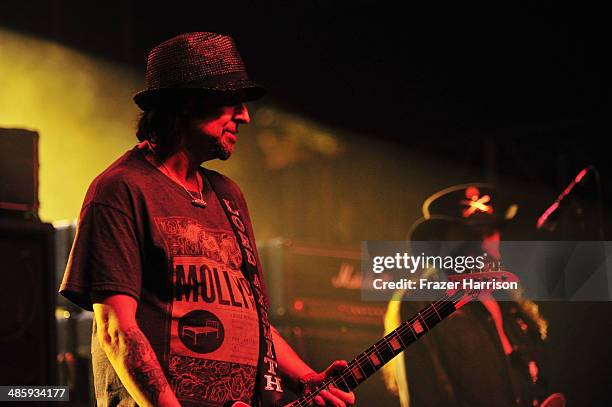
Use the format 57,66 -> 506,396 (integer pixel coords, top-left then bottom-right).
230,267 -> 565,407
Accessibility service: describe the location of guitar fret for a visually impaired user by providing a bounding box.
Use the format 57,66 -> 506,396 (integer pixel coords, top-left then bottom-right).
431,301 -> 442,321
343,370 -> 359,389
412,317 -> 425,335
377,338 -> 395,362
426,304 -> 446,328
339,345 -> 388,392
369,351 -> 381,367
389,333 -> 403,351
438,299 -> 458,319
362,345 -> 382,369
417,312 -> 429,332
335,375 -> 351,392
359,355 -> 376,377
350,363 -> 365,382
400,320 -> 417,344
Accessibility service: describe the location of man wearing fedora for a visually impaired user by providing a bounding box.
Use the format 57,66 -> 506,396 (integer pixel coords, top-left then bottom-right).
60,32 -> 355,407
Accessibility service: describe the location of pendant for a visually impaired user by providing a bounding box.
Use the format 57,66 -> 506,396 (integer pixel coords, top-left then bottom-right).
191,198 -> 207,208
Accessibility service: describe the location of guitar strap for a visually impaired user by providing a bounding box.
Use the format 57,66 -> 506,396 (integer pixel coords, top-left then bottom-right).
205,169 -> 283,407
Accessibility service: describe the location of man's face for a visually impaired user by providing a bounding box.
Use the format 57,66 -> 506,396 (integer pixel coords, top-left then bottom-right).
182,102 -> 251,161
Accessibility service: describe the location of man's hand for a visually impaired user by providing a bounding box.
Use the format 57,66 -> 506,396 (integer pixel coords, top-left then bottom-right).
300,360 -> 356,407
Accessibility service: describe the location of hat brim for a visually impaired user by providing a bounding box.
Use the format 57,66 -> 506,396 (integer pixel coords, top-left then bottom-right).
133,82 -> 266,111
407,215 -> 510,242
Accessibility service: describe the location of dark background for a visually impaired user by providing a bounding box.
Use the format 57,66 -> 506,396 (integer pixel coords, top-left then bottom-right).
2,1 -> 610,234
2,1 -> 610,405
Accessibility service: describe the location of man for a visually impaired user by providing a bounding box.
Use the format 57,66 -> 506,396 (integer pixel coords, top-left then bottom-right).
382,184 -> 562,407
60,32 -> 355,407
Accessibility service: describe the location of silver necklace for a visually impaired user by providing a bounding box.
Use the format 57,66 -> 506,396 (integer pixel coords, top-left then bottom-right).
158,160 -> 207,208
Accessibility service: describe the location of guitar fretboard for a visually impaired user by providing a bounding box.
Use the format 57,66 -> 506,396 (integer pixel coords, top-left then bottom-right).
292,290 -> 466,407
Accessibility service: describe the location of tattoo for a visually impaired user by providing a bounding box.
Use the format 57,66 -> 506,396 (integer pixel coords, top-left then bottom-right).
124,326 -> 168,403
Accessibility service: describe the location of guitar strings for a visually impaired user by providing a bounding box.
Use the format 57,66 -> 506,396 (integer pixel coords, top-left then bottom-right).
293,295 -> 456,406
294,267 -> 504,405
293,291 -> 463,407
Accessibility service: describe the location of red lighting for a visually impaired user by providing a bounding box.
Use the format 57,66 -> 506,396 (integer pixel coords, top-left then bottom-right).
537,202 -> 558,230
528,360 -> 539,384
465,186 -> 480,200
574,167 -> 589,184
293,299 -> 304,312
461,187 -> 494,218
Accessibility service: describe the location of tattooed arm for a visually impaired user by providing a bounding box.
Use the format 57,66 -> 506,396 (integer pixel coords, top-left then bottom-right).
93,294 -> 181,407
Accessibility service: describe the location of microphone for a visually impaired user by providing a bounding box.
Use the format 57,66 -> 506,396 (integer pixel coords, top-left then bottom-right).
537,166 -> 594,230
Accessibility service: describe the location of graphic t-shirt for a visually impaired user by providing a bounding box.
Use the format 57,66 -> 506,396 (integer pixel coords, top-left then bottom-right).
60,147 -> 261,407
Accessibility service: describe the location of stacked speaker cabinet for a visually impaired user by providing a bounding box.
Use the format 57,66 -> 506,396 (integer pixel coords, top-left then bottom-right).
0,128 -> 39,218
260,238 -> 398,406
0,127 -> 56,387
0,218 -> 56,386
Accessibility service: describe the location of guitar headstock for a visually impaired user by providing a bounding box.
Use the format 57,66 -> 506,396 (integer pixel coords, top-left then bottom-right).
446,262 -> 519,309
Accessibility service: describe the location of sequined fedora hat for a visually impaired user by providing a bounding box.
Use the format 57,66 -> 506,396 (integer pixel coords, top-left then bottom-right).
133,32 -> 266,110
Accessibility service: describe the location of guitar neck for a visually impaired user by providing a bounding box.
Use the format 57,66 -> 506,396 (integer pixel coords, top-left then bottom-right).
291,289 -> 467,407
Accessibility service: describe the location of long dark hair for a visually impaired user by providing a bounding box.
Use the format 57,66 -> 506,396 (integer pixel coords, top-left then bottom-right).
135,94 -> 201,158
136,108 -> 183,157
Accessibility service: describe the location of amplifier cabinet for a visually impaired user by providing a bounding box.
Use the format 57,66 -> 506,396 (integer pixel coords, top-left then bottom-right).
0,128 -> 39,216
0,219 -> 56,385
260,238 -> 386,327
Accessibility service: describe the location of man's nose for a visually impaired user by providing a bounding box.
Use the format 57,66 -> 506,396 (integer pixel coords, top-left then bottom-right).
234,103 -> 250,124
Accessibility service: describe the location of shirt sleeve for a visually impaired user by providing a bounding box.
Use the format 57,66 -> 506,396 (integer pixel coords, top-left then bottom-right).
59,202 -> 142,311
